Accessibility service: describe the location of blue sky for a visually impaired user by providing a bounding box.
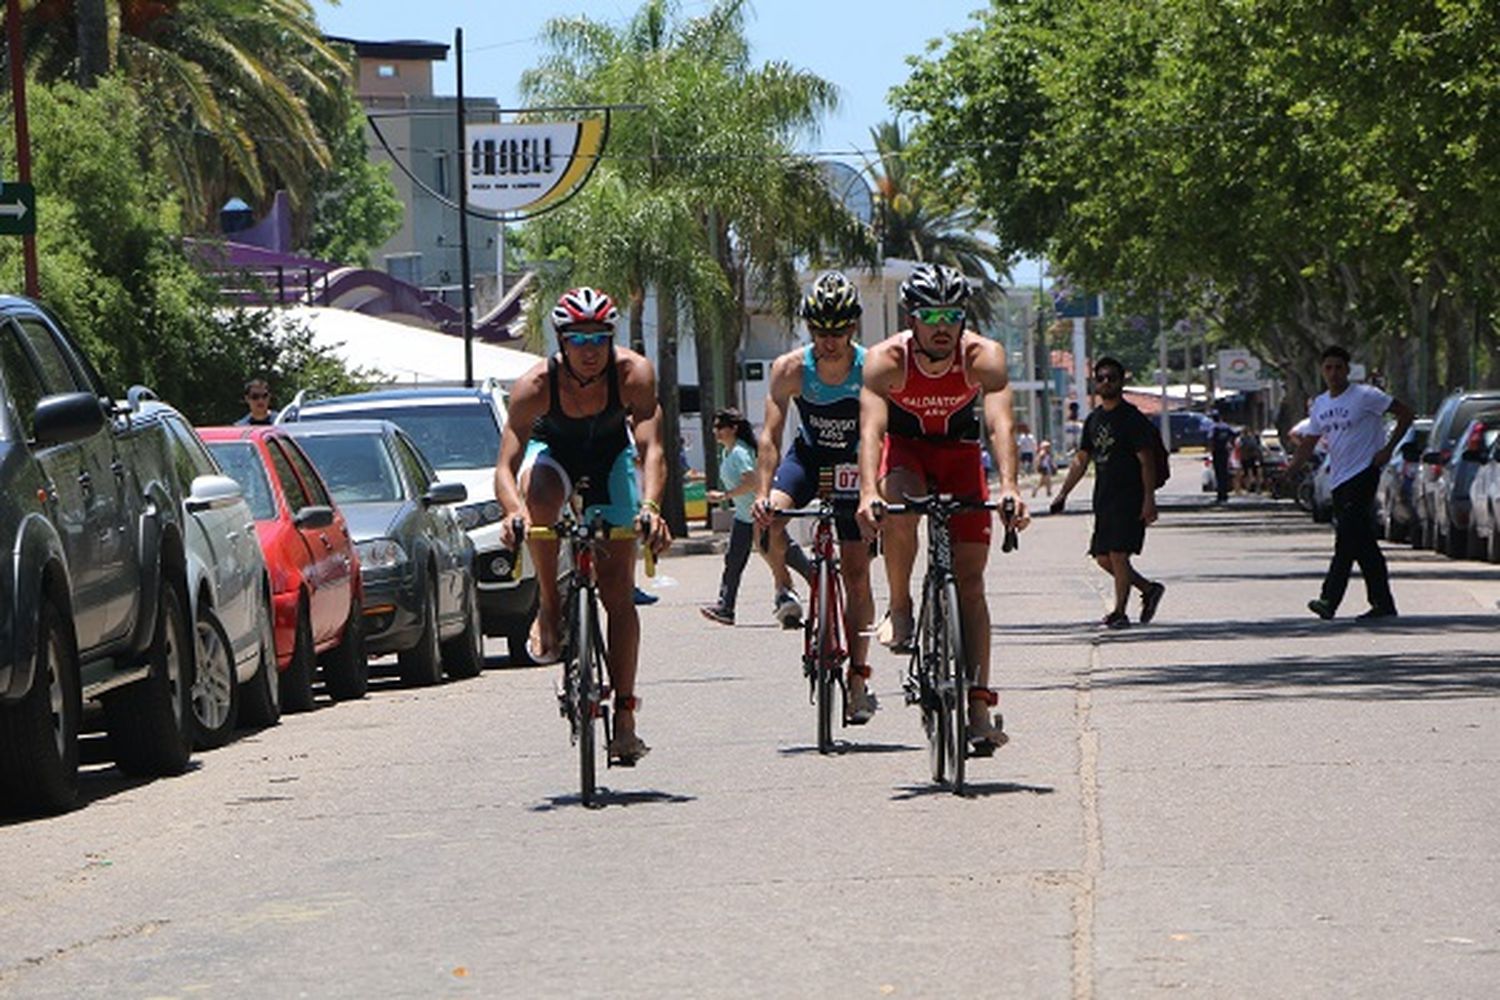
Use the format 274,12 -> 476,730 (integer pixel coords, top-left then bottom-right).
311,0 -> 986,160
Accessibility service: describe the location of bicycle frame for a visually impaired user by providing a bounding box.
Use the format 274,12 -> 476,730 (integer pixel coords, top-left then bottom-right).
882,494 -> 1001,794
776,500 -> 848,753
526,505 -> 645,807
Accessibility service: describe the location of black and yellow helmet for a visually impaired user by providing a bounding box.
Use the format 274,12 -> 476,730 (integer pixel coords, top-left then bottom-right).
800,271 -> 862,330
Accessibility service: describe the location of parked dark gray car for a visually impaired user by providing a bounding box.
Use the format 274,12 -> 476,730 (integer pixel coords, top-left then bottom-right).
1413,390 -> 1500,550
0,297 -> 200,814
280,420 -> 483,685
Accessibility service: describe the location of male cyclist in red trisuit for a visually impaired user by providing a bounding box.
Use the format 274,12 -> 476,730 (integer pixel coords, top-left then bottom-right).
496,288 -> 672,764
855,263 -> 1028,750
753,271 -> 877,724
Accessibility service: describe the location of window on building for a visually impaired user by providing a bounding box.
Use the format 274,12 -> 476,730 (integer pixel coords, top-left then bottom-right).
377,64 -> 398,78
434,151 -> 449,197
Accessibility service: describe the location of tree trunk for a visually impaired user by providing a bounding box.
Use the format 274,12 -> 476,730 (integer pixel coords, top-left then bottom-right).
655,285 -> 688,538
694,311 -> 720,508
628,285 -> 646,356
76,0 -> 111,88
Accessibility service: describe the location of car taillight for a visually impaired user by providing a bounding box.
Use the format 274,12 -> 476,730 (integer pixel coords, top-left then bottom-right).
1465,424 -> 1486,453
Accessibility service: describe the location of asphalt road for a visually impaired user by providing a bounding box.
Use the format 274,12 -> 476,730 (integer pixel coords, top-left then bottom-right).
3,456 -> 1497,999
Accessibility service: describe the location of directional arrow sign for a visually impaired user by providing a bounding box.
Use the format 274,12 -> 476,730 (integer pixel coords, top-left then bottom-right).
0,183 -> 36,236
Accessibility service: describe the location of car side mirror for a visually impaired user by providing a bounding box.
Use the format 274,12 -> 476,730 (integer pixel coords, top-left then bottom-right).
423,481 -> 467,506
293,505 -> 335,529
1399,442 -> 1422,462
31,391 -> 107,446
1463,448 -> 1485,463
1421,451 -> 1441,465
186,474 -> 243,513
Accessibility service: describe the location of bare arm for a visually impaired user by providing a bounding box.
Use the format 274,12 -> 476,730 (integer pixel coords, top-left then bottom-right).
855,341 -> 901,535
1285,434 -> 1320,478
620,351 -> 671,552
1051,448 -> 1092,511
1375,397 -> 1415,467
494,364 -> 547,545
1137,446 -> 1158,524
971,335 -> 1028,526
753,352 -> 799,520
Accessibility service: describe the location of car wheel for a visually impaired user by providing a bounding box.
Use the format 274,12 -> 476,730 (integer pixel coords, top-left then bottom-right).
397,575 -> 443,687
190,606 -> 239,750
279,598 -> 317,713
321,596 -> 369,701
105,574 -> 193,777
441,575 -> 484,680
239,590 -> 280,728
0,600 -> 82,814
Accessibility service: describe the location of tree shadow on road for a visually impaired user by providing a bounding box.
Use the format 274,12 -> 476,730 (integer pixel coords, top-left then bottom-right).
993,613 -> 1498,646
1091,648 -> 1500,702
530,788 -> 697,812
890,780 -> 1054,801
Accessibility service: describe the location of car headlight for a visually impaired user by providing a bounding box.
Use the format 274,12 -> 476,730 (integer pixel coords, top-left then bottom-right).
455,500 -> 503,530
356,538 -> 408,571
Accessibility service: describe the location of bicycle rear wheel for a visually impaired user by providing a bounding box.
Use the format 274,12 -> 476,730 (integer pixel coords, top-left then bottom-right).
941,579 -> 967,794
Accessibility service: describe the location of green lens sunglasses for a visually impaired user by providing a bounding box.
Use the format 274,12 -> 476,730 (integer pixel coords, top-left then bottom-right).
915,307 -> 965,326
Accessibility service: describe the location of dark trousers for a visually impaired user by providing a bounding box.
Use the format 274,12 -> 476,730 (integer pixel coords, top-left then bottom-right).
1213,449 -> 1231,501
717,519 -> 755,611
1321,465 -> 1395,611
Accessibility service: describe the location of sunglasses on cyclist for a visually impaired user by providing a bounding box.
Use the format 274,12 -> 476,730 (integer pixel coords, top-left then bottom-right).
809,325 -> 854,338
914,307 -> 965,326
562,332 -> 613,347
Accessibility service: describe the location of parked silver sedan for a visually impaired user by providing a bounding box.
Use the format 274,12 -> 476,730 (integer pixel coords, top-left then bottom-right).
1466,431 -> 1500,563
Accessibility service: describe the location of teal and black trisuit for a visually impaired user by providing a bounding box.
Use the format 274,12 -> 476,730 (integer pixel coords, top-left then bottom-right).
523,349 -> 640,526
771,343 -> 865,541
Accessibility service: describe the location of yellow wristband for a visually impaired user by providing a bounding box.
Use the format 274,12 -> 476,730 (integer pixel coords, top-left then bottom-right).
640,499 -> 662,514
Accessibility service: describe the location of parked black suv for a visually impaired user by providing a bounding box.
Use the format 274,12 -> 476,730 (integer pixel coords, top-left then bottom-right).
0,297 -> 199,814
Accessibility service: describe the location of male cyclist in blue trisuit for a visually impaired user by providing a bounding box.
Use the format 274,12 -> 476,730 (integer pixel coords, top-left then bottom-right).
496,288 -> 672,764
753,272 -> 877,724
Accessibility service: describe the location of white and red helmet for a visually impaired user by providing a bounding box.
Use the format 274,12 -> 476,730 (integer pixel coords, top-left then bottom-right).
551,287 -> 619,333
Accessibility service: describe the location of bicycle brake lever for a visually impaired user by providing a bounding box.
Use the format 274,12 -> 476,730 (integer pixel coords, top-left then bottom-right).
1000,497 -> 1019,553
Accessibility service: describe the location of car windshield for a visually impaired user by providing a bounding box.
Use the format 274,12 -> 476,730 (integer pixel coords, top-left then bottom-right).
294,434 -> 403,504
303,402 -> 499,471
204,442 -> 276,520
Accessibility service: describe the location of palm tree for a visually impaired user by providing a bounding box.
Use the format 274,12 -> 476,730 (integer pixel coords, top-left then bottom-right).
520,0 -> 872,525
20,0 -> 347,227
867,119 -> 1010,324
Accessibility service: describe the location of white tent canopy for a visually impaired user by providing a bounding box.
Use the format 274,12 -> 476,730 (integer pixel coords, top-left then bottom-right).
266,305 -> 541,386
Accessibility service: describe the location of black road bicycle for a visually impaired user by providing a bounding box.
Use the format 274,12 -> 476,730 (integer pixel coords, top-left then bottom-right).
511,506 -> 655,808
878,495 -> 1016,795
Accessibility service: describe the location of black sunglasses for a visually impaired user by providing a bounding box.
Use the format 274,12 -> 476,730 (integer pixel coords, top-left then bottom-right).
1093,371 -> 1122,383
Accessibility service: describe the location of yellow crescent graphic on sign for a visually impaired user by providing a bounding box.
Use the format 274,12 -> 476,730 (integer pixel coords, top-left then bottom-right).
525,118 -> 607,214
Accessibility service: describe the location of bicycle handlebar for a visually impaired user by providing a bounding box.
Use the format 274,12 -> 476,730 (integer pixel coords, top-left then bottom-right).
501,510 -> 658,580
772,499 -> 858,520
873,494 -> 1021,553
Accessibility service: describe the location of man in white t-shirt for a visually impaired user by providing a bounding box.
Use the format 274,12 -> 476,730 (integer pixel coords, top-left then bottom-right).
1286,345 -> 1413,620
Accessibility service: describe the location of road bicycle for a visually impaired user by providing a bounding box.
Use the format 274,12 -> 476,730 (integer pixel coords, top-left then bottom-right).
774,495 -> 860,754
877,494 -> 1016,795
508,504 -> 655,808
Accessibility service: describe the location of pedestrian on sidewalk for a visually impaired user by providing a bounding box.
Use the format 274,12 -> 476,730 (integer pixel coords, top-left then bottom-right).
1050,357 -> 1166,629
1017,423 -> 1037,476
1209,410 -> 1235,503
1286,345 -> 1413,621
701,409 -> 762,625
1033,439 -> 1056,497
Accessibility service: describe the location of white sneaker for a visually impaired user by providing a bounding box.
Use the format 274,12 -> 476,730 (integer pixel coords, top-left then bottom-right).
773,589 -> 803,629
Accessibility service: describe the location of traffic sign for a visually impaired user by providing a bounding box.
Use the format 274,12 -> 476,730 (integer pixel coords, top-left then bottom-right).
0,182 -> 36,236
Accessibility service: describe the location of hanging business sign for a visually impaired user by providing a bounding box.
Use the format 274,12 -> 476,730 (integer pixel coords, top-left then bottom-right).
464,119 -> 608,218
1217,348 -> 1263,390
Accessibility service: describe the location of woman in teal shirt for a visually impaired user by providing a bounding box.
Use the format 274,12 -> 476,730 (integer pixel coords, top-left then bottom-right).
701,409 -> 763,625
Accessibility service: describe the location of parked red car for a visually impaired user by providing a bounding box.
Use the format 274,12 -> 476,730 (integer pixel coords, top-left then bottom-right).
198,426 -> 367,712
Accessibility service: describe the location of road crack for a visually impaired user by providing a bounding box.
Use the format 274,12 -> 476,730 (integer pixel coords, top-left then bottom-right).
0,920 -> 169,984
1073,643 -> 1102,1000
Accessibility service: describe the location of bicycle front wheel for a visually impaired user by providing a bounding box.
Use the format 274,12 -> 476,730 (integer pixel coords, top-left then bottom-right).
575,586 -> 599,807
940,579 -> 967,794
815,560 -> 838,754
919,580 -> 947,785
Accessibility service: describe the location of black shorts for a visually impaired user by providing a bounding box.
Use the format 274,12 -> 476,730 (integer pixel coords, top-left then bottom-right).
1089,508 -> 1146,556
771,445 -> 862,542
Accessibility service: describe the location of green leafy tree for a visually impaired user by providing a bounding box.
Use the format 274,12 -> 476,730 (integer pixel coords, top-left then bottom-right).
519,0 -> 870,530
0,78 -> 369,422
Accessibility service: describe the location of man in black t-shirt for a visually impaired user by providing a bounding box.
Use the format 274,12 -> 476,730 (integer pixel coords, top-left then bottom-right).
1209,410 -> 1235,503
1050,357 -> 1167,629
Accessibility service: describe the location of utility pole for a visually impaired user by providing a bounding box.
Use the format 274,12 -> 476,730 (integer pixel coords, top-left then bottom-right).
454,27 -> 475,387
7,0 -> 39,298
